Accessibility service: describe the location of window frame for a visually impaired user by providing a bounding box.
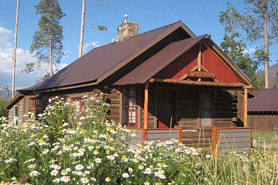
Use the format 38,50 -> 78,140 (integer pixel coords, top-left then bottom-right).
199,89 -> 214,128
30,98 -> 36,110
122,87 -> 138,128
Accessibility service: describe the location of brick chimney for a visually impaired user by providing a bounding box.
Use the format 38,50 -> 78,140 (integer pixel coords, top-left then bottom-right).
117,14 -> 139,42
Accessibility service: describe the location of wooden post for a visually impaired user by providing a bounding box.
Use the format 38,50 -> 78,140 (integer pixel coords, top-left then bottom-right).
144,82 -> 149,129
197,42 -> 202,82
243,87 -> 248,127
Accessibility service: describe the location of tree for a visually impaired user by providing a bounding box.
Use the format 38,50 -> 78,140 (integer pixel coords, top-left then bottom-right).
0,97 -> 8,117
244,0 -> 278,89
24,0 -> 65,77
219,2 -> 260,85
79,0 -> 107,57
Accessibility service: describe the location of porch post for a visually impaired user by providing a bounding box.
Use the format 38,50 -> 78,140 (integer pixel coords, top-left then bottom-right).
197,42 -> 202,82
144,82 -> 149,129
243,87 -> 248,127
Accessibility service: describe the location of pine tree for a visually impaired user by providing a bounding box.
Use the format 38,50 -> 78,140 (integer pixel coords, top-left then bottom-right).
244,0 -> 278,89
24,0 -> 65,77
220,2 -> 260,85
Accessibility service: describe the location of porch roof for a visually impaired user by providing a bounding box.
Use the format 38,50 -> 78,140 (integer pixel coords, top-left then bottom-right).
114,35 -> 207,85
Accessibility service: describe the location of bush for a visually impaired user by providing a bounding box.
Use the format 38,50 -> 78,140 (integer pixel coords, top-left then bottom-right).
0,95 -> 277,184
0,98 -> 7,117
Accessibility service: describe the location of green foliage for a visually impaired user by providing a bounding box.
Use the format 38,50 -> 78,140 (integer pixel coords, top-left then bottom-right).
220,2 -> 261,86
244,0 -> 278,44
0,98 -> 7,117
219,2 -> 244,36
26,0 -> 65,74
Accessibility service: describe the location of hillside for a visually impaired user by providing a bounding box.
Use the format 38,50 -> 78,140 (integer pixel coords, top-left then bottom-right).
257,63 -> 278,88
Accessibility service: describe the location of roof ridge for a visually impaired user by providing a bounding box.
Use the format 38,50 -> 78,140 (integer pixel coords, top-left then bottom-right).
83,20 -> 182,52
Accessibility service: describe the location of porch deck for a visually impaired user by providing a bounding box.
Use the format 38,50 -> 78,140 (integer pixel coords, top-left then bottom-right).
129,128 -> 182,145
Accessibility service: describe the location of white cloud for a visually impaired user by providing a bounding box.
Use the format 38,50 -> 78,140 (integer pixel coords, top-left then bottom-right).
243,47 -> 256,54
83,41 -> 99,53
0,27 -> 13,48
0,26 -> 68,88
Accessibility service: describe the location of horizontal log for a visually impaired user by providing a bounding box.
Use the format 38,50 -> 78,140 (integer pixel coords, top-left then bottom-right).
187,71 -> 216,79
150,78 -> 245,88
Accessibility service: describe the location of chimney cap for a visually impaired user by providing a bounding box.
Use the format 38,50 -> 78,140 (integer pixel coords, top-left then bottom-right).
123,14 -> 128,23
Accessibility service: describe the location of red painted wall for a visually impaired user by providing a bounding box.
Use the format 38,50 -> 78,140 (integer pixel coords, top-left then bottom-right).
201,44 -> 242,83
154,45 -> 198,79
154,43 -> 243,83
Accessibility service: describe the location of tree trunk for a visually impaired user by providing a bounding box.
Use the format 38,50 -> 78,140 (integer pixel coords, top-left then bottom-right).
12,0 -> 20,99
49,36 -> 53,77
264,3 -> 269,89
79,0 -> 85,58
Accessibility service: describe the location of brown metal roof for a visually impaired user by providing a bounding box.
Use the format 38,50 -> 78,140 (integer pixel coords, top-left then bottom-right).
35,21 -> 190,91
248,89 -> 278,112
114,35 -> 207,85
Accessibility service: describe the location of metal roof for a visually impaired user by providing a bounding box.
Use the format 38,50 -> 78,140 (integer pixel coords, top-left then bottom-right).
114,35 -> 207,85
34,21 -> 186,91
248,89 -> 278,112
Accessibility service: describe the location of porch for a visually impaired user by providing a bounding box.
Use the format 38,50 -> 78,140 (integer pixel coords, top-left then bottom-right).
129,128 -> 182,145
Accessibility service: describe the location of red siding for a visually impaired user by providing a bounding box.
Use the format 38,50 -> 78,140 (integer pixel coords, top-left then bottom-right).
154,45 -> 198,79
154,43 -> 243,84
201,45 -> 242,83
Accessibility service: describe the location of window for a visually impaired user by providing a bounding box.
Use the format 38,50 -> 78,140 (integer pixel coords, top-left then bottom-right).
71,98 -> 83,112
200,91 -> 213,128
122,87 -> 138,128
30,98 -> 36,109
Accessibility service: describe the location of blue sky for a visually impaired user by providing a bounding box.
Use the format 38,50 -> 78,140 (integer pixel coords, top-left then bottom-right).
0,0 -> 277,88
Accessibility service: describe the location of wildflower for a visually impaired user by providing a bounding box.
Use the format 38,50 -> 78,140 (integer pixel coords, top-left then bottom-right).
105,177 -> 111,182
28,164 -> 36,169
107,155 -> 115,161
144,181 -> 150,185
65,168 -> 71,172
42,149 -> 50,155
51,170 -> 59,176
61,176 -> 71,183
38,139 -> 46,146
95,158 -> 102,164
88,146 -> 94,151
61,170 -> 67,175
143,168 -> 152,175
122,173 -> 129,179
128,167 -> 133,174
81,177 -> 89,184
75,164 -> 84,171
87,163 -> 93,169
91,177 -> 97,182
53,178 -> 60,183
43,134 -> 48,139
27,141 -> 35,146
93,149 -> 99,155
29,170 -> 40,177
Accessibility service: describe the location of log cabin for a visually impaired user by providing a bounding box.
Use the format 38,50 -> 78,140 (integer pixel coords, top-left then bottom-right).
5,17 -> 255,149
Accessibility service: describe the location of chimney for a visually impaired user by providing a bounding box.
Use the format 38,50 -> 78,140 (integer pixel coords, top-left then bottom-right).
117,14 -> 139,42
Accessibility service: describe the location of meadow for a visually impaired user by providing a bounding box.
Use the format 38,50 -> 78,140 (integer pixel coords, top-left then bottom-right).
0,95 -> 277,184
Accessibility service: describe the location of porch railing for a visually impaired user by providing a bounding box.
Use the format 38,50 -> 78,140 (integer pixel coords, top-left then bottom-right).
212,127 -> 252,155
129,128 -> 182,145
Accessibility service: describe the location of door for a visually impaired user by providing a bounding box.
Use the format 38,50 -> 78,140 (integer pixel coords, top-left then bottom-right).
157,90 -> 175,128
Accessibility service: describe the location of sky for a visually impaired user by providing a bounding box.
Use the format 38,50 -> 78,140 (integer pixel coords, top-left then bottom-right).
0,0 -> 277,89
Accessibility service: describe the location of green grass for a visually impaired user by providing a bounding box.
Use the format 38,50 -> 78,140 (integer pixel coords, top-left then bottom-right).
253,131 -> 278,154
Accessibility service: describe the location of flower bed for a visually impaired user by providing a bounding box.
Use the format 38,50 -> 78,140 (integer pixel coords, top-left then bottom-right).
0,95 -> 277,184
